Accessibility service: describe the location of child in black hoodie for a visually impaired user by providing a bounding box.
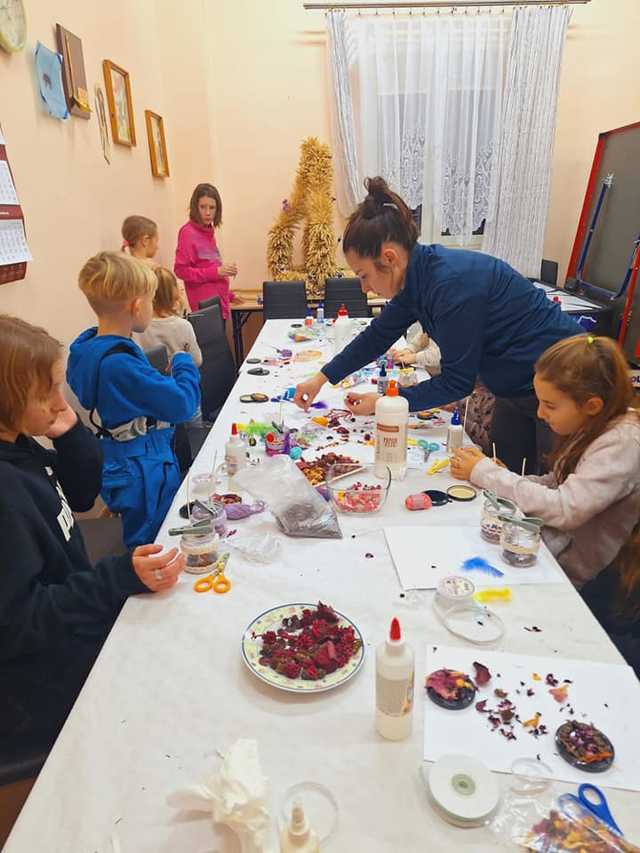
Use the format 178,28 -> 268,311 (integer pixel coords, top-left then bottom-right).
0,315 -> 185,749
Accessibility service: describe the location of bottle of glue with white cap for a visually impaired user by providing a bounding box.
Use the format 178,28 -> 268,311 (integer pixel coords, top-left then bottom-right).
375,617 -> 414,741
279,800 -> 320,853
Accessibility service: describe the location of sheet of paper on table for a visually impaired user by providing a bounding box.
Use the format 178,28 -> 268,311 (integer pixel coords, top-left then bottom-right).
0,160 -> 19,204
424,644 -> 640,792
0,219 -> 32,264
384,525 -> 563,589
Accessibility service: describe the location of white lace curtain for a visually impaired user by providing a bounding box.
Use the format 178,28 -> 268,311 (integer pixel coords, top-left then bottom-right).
327,7 -> 571,271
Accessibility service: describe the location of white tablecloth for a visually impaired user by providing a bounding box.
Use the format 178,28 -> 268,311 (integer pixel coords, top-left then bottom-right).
6,320 -> 639,852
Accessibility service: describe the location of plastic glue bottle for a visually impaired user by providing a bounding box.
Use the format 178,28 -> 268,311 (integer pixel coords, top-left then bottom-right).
224,423 -> 246,476
377,361 -> 388,395
279,801 -> 320,853
332,304 -> 350,355
446,408 -> 463,453
375,617 -> 414,741
374,380 -> 408,480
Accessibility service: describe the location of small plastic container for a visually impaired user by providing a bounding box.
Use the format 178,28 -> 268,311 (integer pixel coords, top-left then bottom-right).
325,463 -> 391,514
480,495 -> 517,543
180,531 -> 220,575
500,516 -> 543,567
397,366 -> 417,388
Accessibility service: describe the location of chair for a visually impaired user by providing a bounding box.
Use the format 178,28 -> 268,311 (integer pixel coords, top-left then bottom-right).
198,295 -> 221,312
540,259 -> 558,287
188,303 -> 237,421
143,344 -> 169,374
262,280 -> 308,319
324,277 -> 369,318
0,736 -> 50,846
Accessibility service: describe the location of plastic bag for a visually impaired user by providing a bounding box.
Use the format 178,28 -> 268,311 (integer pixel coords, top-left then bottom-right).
234,456 -> 342,539
522,799 -> 638,853
225,532 -> 282,563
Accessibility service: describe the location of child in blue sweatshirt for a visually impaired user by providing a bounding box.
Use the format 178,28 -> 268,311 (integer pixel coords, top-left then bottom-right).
67,252 -> 201,547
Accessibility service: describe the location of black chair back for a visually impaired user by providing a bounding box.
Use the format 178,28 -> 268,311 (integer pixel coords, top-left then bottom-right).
188,303 -> 236,420
324,277 -> 369,318
144,344 -> 169,374
198,295 -> 221,311
540,259 -> 559,287
262,280 -> 308,319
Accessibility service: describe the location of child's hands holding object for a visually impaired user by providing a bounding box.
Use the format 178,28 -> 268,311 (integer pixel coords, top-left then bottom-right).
133,544 -> 185,592
219,262 -> 238,277
392,348 -> 417,366
450,446 -> 486,480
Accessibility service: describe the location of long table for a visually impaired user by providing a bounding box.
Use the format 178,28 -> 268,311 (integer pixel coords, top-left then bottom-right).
5,320 -> 639,852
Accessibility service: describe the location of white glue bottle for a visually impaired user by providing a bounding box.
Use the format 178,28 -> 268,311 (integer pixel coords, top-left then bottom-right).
279,801 -> 320,853
224,423 -> 246,476
446,408 -> 463,453
332,303 -> 350,355
374,379 -> 408,480
375,617 -> 414,741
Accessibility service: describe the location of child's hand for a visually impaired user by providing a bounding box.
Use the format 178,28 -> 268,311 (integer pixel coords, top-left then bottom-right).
394,348 -> 417,366
450,446 -> 485,480
220,262 -> 238,277
132,544 -> 185,592
45,402 -> 78,439
345,391 -> 378,415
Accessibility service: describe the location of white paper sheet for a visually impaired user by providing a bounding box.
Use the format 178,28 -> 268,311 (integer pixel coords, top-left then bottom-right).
0,161 -> 18,204
0,219 -> 32,264
384,524 -> 563,589
424,645 -> 640,792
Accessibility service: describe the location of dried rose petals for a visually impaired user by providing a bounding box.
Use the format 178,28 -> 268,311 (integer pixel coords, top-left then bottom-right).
524,713 -> 541,728
473,661 -> 491,686
549,684 -> 569,704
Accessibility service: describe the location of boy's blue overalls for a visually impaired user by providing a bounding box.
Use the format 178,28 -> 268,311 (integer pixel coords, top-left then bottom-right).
67,330 -> 201,547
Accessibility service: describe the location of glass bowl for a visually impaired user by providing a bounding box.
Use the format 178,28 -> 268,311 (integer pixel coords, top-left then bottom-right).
325,463 -> 391,515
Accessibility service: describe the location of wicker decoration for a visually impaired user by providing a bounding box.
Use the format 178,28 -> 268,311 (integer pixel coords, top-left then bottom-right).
267,137 -> 338,299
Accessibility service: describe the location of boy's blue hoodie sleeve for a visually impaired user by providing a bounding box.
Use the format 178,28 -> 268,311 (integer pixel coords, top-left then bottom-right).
100,351 -> 201,424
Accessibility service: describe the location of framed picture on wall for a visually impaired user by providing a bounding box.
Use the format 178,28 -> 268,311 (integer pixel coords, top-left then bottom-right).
55,24 -> 90,118
144,110 -> 169,178
102,60 -> 136,147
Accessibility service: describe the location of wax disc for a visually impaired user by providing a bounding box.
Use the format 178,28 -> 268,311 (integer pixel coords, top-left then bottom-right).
447,484 -> 477,502
555,721 -> 615,773
426,754 -> 500,826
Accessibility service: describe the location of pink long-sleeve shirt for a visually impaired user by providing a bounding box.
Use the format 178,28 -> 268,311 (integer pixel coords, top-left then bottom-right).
469,411 -> 640,587
174,220 -> 230,318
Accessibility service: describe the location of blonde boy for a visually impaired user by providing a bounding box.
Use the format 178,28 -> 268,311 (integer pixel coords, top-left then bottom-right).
67,252 -> 200,546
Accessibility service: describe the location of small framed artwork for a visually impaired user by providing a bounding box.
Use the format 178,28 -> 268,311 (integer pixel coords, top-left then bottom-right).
144,110 -> 169,178
102,60 -> 136,147
55,24 -> 90,118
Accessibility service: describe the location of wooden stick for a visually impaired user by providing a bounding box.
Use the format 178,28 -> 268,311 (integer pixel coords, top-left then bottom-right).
521,457 -> 527,477
492,442 -> 497,462
463,396 -> 470,436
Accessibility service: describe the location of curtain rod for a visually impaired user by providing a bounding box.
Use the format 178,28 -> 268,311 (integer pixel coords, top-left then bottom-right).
304,1 -> 589,9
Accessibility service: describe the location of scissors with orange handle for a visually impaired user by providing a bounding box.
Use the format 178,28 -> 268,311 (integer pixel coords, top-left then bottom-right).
193,553 -> 231,594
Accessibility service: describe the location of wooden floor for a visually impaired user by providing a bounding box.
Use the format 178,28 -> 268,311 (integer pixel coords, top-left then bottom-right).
0,776 -> 36,848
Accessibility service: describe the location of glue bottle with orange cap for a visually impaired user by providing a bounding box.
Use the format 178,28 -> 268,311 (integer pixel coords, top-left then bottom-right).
374,379 -> 409,480
375,617 -> 415,741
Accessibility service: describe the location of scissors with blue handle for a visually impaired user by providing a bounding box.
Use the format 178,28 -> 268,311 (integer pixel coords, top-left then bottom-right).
558,784 -> 622,836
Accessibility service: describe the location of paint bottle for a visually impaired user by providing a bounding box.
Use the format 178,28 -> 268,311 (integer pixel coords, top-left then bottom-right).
224,423 -> 247,476
304,311 -> 314,328
279,801 -> 320,853
375,617 -> 414,741
374,380 -> 409,480
446,408 -> 463,453
377,362 -> 388,395
332,304 -> 351,355
316,303 -> 325,324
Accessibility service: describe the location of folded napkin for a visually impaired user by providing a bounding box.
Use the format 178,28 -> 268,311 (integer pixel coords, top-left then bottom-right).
167,739 -> 275,852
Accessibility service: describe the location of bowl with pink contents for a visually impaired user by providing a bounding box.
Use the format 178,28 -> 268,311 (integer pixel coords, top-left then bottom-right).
325,463 -> 391,515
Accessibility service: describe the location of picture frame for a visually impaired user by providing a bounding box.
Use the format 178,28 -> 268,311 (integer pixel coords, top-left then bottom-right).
102,59 -> 136,147
55,24 -> 90,118
144,110 -> 170,178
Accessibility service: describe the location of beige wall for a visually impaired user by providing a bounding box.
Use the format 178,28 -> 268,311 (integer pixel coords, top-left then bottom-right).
545,0 -> 640,282
0,0 -> 214,345
1,0 -> 638,348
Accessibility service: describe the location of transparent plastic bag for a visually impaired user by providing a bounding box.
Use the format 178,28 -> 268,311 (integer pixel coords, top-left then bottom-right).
225,532 -> 282,563
522,798 -> 638,852
234,456 -> 342,539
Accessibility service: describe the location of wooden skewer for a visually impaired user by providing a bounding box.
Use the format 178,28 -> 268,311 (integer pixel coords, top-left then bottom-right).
463,396 -> 470,436
521,457 -> 527,477
492,442 -> 497,462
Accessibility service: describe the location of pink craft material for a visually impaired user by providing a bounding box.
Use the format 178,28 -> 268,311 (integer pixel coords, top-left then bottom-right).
405,492 -> 433,511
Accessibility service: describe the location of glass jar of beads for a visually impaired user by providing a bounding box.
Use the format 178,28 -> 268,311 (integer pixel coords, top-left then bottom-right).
180,531 -> 220,575
500,517 -> 543,567
480,494 -> 517,543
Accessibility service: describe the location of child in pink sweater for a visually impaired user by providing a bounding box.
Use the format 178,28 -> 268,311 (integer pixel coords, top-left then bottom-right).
451,335 -> 640,590
174,183 -> 239,319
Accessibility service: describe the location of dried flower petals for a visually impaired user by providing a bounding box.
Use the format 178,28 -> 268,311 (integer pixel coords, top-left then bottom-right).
549,684 -> 569,704
532,673 -> 542,681
473,661 -> 491,686
524,712 -> 542,729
